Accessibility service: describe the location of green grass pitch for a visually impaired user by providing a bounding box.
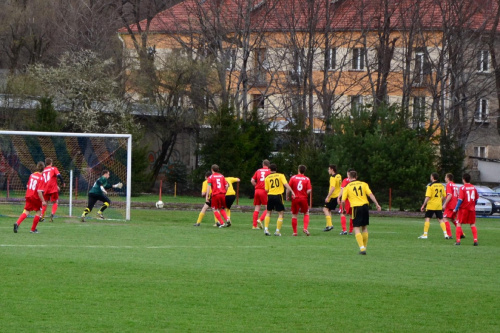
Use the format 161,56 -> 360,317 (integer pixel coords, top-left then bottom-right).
1,209 -> 499,332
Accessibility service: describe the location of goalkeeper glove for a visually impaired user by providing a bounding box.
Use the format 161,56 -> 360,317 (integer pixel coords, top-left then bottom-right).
113,182 -> 123,189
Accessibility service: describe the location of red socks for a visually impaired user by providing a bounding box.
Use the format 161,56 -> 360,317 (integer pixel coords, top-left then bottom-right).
31,215 -> 40,231
52,203 -> 58,215
349,219 -> 353,233
471,226 -> 478,242
304,215 -> 310,230
456,226 -> 462,242
259,210 -> 267,222
17,212 -> 28,225
445,221 -> 452,237
220,209 -> 229,221
214,211 -> 224,224
340,215 -> 347,231
252,211 -> 259,227
292,218 -> 298,233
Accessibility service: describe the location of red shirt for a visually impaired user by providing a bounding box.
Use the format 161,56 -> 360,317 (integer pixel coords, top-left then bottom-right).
43,166 -> 61,194
26,172 -> 45,200
458,184 -> 478,211
446,181 -> 458,208
289,174 -> 311,199
208,172 -> 227,196
252,167 -> 271,190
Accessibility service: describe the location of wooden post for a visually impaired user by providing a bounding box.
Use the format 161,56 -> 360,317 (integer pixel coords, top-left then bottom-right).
159,179 -> 163,201
309,187 -> 313,207
174,182 -> 177,197
236,182 -> 239,205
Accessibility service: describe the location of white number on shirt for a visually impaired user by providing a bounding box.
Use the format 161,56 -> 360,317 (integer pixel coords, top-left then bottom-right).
297,180 -> 303,191
466,190 -> 475,202
216,178 -> 222,189
260,171 -> 266,181
29,179 -> 38,191
43,172 -> 50,182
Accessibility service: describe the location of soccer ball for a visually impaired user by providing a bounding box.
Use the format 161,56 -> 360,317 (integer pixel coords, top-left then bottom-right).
156,200 -> 164,209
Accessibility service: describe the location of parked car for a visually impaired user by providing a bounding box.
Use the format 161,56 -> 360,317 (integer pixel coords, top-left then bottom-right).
475,185 -> 500,215
451,184 -> 493,216
493,186 -> 500,194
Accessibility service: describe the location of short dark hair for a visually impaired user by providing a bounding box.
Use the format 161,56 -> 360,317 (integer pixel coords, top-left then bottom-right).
298,165 -> 306,174
349,170 -> 357,179
446,173 -> 454,181
45,158 -> 52,166
102,169 -> 110,176
205,171 -> 212,178
211,164 -> 219,172
270,163 -> 277,171
36,161 -> 45,172
462,173 -> 471,183
262,159 -> 270,167
347,168 -> 354,173
329,164 -> 337,173
431,172 -> 439,181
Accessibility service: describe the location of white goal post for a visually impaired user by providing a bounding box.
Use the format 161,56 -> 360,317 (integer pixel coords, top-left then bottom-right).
0,130 -> 132,220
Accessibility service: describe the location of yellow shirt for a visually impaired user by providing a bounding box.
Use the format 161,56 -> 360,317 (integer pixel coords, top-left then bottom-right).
341,180 -> 372,207
201,180 -> 212,197
225,177 -> 239,196
265,173 -> 288,195
425,182 -> 445,210
329,173 -> 342,199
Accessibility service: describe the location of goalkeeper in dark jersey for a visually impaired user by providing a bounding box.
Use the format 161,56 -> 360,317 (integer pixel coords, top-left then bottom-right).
81,170 -> 122,222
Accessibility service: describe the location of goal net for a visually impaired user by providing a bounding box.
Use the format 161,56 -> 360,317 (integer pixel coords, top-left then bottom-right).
0,131 -> 132,221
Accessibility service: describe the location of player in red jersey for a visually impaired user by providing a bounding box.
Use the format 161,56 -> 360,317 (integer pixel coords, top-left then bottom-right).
453,173 -> 479,246
442,173 -> 462,239
40,158 -> 65,222
206,164 -> 231,228
13,161 -> 47,234
287,165 -> 312,236
337,169 -> 354,235
251,159 -> 271,229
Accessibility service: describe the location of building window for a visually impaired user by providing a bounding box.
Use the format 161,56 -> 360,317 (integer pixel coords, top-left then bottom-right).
326,48 -> 336,70
475,98 -> 489,122
412,96 -> 426,128
474,146 -> 486,158
352,48 -> 365,70
414,47 -> 430,85
350,95 -> 363,116
226,49 -> 236,70
254,48 -> 268,83
293,48 -> 303,74
252,94 -> 265,112
477,50 -> 489,72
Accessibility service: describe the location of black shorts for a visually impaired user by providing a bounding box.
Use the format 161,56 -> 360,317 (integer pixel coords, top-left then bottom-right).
225,195 -> 236,209
324,197 -> 338,211
87,193 -> 111,210
267,194 -> 285,212
425,210 -> 443,219
352,204 -> 370,227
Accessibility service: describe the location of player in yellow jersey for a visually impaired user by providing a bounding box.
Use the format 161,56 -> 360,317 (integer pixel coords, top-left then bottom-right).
323,164 -> 342,231
225,177 -> 240,220
264,164 -> 295,236
418,172 -> 447,239
341,170 -> 381,255
194,171 -> 218,227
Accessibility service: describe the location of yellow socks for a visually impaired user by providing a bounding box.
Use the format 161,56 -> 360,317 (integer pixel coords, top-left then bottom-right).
326,216 -> 332,227
362,231 -> 368,247
277,218 -> 283,231
197,212 -> 204,224
355,233 -> 365,251
440,222 -> 447,234
423,221 -> 430,235
265,216 -> 271,229
226,208 -> 231,219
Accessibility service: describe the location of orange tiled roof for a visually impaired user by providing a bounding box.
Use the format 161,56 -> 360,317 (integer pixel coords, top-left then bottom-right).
118,0 -> 500,35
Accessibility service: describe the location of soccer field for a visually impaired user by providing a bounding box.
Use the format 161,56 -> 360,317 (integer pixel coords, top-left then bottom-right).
1,210 -> 499,332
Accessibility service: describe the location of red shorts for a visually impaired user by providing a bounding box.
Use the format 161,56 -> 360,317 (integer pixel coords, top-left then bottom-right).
457,209 -> 476,225
211,194 -> 226,210
253,189 -> 268,206
291,198 -> 309,214
443,208 -> 456,220
43,191 -> 59,202
24,197 -> 42,212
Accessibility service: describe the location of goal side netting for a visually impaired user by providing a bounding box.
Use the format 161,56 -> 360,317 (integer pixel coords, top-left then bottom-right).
0,131 -> 132,221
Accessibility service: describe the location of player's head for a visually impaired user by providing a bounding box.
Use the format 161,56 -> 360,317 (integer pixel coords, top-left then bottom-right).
269,163 -> 277,172
349,170 -> 357,180
262,159 -> 270,167
445,173 -> 453,182
431,172 -> 439,182
36,161 -> 45,172
102,170 -> 110,178
205,171 -> 212,179
298,165 -> 306,174
211,164 -> 219,173
347,168 -> 354,176
462,173 -> 471,184
45,158 -> 53,166
329,164 -> 337,174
